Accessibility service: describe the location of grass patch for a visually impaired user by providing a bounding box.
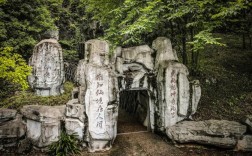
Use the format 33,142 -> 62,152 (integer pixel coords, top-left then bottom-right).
0,81 -> 74,110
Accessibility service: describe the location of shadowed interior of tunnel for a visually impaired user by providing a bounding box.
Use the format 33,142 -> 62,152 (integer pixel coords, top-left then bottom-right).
117,90 -> 150,134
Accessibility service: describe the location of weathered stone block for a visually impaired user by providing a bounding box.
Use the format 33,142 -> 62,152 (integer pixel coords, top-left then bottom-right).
65,118 -> 84,140
66,99 -> 84,122
236,135 -> 252,151
28,38 -> 64,96
26,119 -> 61,147
0,109 -> 17,123
0,114 -> 26,146
191,80 -> 201,115
167,120 -> 247,148
121,45 -> 154,70
21,105 -> 65,148
21,105 -> 65,121
244,115 -> 252,133
157,62 -> 190,129
75,39 -> 119,152
152,37 -> 178,69
84,39 -> 109,66
41,30 -> 59,40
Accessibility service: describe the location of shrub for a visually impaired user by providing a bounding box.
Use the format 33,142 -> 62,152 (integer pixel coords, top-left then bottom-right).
49,128 -> 80,156
0,47 -> 32,99
0,81 -> 74,109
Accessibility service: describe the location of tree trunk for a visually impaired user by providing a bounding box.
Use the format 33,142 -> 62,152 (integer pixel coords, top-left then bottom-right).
190,28 -> 194,67
242,33 -> 246,49
182,28 -> 188,65
170,21 -> 174,42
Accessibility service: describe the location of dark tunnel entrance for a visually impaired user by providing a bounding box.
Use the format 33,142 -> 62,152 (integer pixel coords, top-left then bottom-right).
117,89 -> 150,134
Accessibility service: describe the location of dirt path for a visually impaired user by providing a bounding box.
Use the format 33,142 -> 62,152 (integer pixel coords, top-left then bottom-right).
79,110 -> 244,156
3,110 -> 251,156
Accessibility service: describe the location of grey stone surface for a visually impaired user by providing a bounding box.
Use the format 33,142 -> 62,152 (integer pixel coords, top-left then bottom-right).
28,38 -> 64,96
84,39 -> 110,66
244,115 -> 252,133
66,99 -> 84,122
167,120 -> 247,148
72,37 -> 201,151
0,114 -> 26,146
152,37 -> 178,69
0,109 -> 17,123
120,45 -> 154,71
41,30 -> 59,40
75,39 -> 119,152
191,80 -> 201,115
65,118 -> 84,140
26,119 -> 61,147
21,105 -> 65,148
21,105 -> 65,121
177,72 -> 190,117
157,62 -> 191,129
236,135 -> 252,151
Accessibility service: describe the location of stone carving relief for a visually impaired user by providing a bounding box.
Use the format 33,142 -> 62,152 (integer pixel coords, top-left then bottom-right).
28,32 -> 64,96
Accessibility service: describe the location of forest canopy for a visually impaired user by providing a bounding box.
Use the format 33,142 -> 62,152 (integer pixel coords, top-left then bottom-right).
0,0 -> 251,97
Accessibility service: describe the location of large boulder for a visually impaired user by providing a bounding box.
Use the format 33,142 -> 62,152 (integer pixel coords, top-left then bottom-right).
65,99 -> 85,140
0,114 -> 26,146
20,105 -> 65,148
0,109 -> 17,124
191,80 -> 201,115
65,118 -> 84,140
244,115 -> 252,133
65,99 -> 84,122
120,45 -> 154,71
28,38 -> 64,96
153,37 -> 201,130
156,61 -> 191,130
41,30 -> 59,40
75,39 -> 119,152
21,105 -> 65,121
152,37 -> 178,69
167,120 -> 247,148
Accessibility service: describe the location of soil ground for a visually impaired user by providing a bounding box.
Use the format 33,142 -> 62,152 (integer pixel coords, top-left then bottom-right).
3,109 -> 251,156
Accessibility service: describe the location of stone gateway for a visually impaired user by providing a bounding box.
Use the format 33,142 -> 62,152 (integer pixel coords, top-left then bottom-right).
65,37 -> 202,152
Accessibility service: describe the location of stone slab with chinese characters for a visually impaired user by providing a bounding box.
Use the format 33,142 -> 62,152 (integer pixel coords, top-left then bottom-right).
28,38 -> 64,96
82,64 -> 118,152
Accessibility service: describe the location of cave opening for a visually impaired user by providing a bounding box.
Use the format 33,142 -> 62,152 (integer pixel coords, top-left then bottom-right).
117,89 -> 150,134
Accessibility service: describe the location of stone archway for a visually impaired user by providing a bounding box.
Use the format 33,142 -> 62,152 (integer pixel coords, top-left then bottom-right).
118,89 -> 154,133
66,38 -> 201,152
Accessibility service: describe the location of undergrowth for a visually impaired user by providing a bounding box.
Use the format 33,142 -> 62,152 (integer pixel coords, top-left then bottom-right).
48,124 -> 80,156
0,81 -> 74,110
192,33 -> 252,121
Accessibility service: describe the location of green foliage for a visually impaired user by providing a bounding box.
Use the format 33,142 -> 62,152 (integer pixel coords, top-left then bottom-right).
0,0 -> 6,4
188,30 -> 226,52
47,0 -> 99,62
49,130 -> 80,156
0,0 -> 57,60
86,0 -> 252,72
0,47 -> 31,90
0,82 -> 74,109
194,33 -> 252,121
